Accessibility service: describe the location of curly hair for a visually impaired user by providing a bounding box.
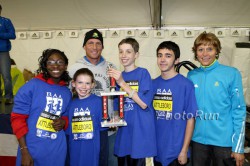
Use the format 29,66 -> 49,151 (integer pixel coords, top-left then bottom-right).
36,49 -> 71,85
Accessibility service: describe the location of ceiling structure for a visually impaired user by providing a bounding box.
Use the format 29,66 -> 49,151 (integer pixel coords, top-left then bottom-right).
1,0 -> 250,31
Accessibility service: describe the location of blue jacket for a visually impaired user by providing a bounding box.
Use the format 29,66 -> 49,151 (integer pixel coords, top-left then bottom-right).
0,16 -> 16,51
187,60 -> 246,153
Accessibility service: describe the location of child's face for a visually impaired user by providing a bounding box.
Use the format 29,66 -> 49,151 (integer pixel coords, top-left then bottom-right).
118,43 -> 138,70
196,44 -> 217,66
157,48 -> 179,73
72,74 -> 94,99
46,53 -> 67,83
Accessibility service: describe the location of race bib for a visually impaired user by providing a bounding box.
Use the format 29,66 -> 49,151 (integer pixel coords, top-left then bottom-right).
72,115 -> 94,140
36,111 -> 59,139
153,94 -> 172,111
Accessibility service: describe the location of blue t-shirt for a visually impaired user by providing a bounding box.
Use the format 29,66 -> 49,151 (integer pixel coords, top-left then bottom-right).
13,78 -> 71,166
152,74 -> 197,166
67,94 -> 104,166
114,67 -> 157,158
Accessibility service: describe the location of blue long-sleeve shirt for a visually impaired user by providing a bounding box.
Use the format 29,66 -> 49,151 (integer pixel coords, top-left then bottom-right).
0,16 -> 16,51
187,60 -> 246,153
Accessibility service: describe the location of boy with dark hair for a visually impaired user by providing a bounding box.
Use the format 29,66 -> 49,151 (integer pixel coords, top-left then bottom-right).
153,41 -> 197,166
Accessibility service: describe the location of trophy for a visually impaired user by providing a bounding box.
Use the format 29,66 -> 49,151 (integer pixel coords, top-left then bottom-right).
100,63 -> 127,127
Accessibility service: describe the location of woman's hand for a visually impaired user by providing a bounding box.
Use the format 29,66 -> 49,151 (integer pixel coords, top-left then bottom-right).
21,148 -> 34,166
178,151 -> 188,165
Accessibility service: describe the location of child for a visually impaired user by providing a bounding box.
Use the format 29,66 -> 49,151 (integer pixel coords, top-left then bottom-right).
11,49 -> 72,166
152,41 -> 197,166
67,68 -> 105,166
108,38 -> 157,166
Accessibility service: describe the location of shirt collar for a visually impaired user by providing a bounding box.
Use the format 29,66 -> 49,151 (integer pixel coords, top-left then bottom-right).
200,60 -> 219,71
84,56 -> 104,65
35,73 -> 66,86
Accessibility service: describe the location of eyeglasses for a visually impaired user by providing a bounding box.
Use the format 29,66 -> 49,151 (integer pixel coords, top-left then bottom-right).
46,60 -> 66,66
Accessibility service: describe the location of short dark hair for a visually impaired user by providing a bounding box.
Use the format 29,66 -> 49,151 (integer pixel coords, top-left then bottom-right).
0,4 -> 2,11
156,41 -> 180,60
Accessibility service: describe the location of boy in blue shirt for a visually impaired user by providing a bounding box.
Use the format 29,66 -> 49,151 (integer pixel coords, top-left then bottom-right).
153,41 -> 197,166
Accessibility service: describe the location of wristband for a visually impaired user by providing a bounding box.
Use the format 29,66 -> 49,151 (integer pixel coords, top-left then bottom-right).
20,146 -> 28,150
129,89 -> 135,98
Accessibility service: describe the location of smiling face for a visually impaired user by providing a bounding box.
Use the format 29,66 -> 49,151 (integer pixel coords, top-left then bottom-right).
157,48 -> 179,73
196,44 -> 217,66
72,74 -> 94,99
46,53 -> 67,83
84,38 -> 103,64
118,43 -> 138,71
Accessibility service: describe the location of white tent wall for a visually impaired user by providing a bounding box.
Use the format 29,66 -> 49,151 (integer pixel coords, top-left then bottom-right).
10,28 -> 249,75
10,28 -> 250,106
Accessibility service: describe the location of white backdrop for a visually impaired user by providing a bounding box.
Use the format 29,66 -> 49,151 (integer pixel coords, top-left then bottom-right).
9,28 -> 250,105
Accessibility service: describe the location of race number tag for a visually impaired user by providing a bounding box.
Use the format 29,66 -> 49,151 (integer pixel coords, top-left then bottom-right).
36,111 -> 59,139
72,115 -> 94,140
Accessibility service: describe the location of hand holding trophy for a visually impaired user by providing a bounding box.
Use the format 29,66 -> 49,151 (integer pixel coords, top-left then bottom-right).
100,63 -> 127,127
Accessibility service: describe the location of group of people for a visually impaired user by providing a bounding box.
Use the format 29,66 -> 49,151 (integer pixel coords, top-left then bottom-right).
0,3 -> 246,166
1,3 -> 244,163
10,28 -> 246,166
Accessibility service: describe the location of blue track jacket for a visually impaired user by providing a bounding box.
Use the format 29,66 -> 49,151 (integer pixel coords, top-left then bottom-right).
187,60 -> 246,153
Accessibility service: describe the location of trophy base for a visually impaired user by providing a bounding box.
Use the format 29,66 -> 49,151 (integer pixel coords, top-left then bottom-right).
101,119 -> 127,127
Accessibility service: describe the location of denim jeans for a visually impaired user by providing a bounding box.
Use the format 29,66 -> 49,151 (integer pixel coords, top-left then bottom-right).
0,52 -> 13,99
192,141 -> 232,166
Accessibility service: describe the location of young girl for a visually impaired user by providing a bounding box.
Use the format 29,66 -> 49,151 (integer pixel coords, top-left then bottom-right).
67,68 -> 105,166
11,49 -> 72,166
108,38 -> 157,166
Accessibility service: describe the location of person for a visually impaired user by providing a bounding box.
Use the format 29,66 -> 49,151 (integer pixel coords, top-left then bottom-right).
68,28 -> 116,166
0,4 -> 16,104
67,68 -> 106,166
108,37 -> 157,166
11,49 -> 72,166
152,41 -> 197,166
187,33 -> 246,166
1,58 -> 25,96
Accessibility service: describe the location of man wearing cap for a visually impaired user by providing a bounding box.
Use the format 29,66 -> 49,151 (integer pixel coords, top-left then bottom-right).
68,28 -> 116,166
0,4 -> 16,105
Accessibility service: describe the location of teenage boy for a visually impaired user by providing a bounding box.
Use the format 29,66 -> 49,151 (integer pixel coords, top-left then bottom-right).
152,41 -> 197,166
